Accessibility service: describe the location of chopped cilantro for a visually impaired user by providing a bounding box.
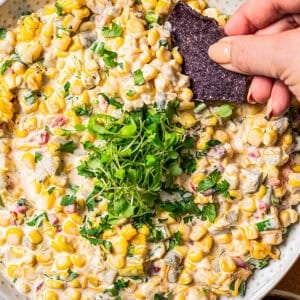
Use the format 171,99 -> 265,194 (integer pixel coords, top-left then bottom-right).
24,91 -> 36,105
26,212 -> 48,227
196,139 -> 221,158
60,194 -> 76,206
56,141 -> 77,153
67,269 -> 79,281
99,93 -> 122,108
54,2 -> 63,16
127,245 -> 135,257
201,203 -> 217,222
168,231 -> 181,251
197,169 -> 231,198
102,22 -> 123,38
0,60 -> 12,75
126,90 -> 136,97
34,152 -> 42,163
133,69 -> 145,85
0,195 -> 5,208
0,28 -> 7,40
63,81 -> 71,94
105,279 -> 129,297
47,187 -> 56,195
73,104 -> 93,116
159,39 -> 169,49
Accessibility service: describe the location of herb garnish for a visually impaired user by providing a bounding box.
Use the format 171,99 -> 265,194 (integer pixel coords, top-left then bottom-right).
54,2 -> 63,16
26,212 -> 48,227
197,169 -> 231,198
34,152 -> 42,163
196,139 -> 221,158
102,22 -> 123,38
133,69 -> 145,85
56,141 -> 77,153
168,231 -> 181,250
0,28 -> 7,40
105,279 -> 129,297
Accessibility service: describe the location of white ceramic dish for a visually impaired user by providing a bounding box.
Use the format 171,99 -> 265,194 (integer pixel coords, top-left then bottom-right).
0,0 -> 298,299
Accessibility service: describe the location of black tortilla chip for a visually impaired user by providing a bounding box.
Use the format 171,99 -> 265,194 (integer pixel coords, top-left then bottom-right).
167,2 -> 248,103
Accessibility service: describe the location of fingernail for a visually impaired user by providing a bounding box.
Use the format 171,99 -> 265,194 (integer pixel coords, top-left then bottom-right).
208,38 -> 232,64
266,100 -> 273,118
247,88 -> 256,104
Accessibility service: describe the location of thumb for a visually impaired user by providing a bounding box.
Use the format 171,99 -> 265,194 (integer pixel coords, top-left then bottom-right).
208,32 -> 287,79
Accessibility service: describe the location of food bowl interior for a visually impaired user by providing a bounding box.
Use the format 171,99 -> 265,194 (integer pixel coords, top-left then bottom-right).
0,1 -> 299,300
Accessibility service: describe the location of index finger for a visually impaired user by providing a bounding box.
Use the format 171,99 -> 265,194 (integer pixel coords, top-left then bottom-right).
225,0 -> 300,35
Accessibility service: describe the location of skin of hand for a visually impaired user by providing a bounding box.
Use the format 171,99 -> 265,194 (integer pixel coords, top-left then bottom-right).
208,0 -> 300,116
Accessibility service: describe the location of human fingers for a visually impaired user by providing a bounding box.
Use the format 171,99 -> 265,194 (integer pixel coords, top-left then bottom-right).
224,0 -> 300,35
256,14 -> 300,35
208,29 -> 300,79
267,80 -> 291,117
248,76 -> 273,104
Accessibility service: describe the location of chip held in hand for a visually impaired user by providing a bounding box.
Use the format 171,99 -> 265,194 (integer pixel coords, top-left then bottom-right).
167,2 -> 248,103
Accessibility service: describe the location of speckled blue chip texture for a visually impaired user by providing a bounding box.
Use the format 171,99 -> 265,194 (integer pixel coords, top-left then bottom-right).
168,1 -> 248,103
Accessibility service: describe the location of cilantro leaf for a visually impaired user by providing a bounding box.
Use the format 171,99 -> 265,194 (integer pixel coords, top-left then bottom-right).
67,269 -> 79,281
0,195 -> 4,208
133,69 -> 145,85
0,60 -> 12,75
48,187 -> 56,195
0,28 -> 7,40
196,139 -> 221,158
201,203 -> 217,222
168,231 -> 181,251
63,81 -> 70,94
102,22 -> 123,38
34,152 -> 42,163
216,104 -> 232,118
126,90 -> 136,97
105,279 -> 129,297
60,194 -> 76,206
24,91 -> 36,104
99,93 -> 122,108
26,212 -> 48,227
56,141 -> 77,153
159,39 -> 169,49
127,245 -> 135,257
54,2 -> 63,16
73,104 -> 93,116
197,169 -> 221,193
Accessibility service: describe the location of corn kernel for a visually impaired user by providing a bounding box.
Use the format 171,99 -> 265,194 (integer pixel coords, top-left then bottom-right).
142,0 -> 157,10
112,237 -> 128,255
22,152 -> 35,169
63,220 -> 79,235
244,224 -> 259,240
213,233 -> 232,244
179,112 -> 196,128
196,234 -> 213,253
120,224 -> 137,241
36,250 -> 54,265
46,279 -> 64,289
107,254 -> 126,269
187,249 -> 203,262
126,18 -> 145,36
178,269 -> 193,285
42,290 -> 58,300
28,230 -> 43,244
247,128 -> 263,147
190,224 -> 207,241
138,224 -> 150,236
71,254 -> 86,268
172,48 -> 183,64
56,254 -> 73,270
6,227 -> 23,245
155,0 -> 170,15
148,28 -> 160,46
7,264 -> 21,278
65,288 -> 81,300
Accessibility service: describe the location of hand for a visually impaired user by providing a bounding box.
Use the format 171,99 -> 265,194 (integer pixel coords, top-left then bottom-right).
208,0 -> 300,116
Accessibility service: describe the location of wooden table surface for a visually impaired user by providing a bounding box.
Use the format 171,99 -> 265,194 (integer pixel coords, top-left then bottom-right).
275,258 -> 300,295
